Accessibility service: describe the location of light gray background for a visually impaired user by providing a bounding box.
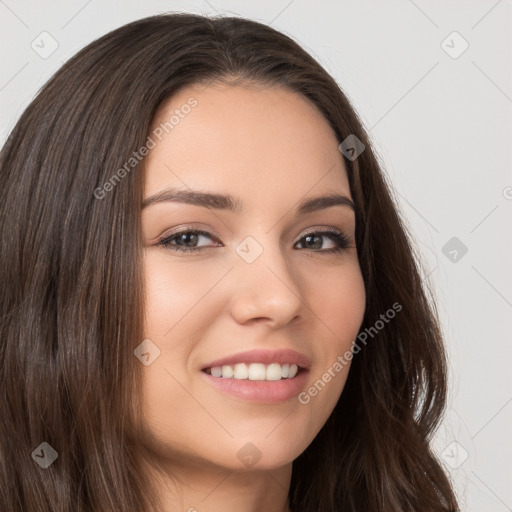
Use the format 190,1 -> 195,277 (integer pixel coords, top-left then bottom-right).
1,1 -> 511,510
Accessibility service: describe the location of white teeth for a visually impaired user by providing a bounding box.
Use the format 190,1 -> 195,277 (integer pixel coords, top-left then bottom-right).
233,363 -> 249,379
266,363 -> 282,381
221,365 -> 233,378
248,363 -> 266,380
210,367 -> 222,378
207,362 -> 301,380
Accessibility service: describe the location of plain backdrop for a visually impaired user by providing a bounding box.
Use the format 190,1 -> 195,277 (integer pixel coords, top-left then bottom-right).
1,1 -> 511,510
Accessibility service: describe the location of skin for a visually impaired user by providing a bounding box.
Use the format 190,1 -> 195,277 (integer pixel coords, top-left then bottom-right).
139,82 -> 366,512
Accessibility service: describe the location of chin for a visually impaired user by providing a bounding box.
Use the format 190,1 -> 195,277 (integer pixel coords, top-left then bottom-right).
207,435 -> 309,472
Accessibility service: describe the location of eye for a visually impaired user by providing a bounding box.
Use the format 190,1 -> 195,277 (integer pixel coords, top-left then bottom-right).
294,229 -> 350,254
156,229 -> 220,252
155,228 -> 351,254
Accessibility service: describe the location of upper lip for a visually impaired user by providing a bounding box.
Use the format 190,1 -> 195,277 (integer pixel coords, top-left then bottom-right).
201,349 -> 311,371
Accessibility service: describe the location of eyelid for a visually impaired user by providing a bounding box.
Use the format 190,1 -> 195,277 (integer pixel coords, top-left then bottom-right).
156,228 -> 222,248
156,225 -> 221,243
155,225 -> 352,253
296,225 -> 353,243
301,225 -> 344,236
156,225 -> 349,242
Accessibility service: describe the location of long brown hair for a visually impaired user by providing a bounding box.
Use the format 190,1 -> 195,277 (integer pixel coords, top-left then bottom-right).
0,13 -> 458,511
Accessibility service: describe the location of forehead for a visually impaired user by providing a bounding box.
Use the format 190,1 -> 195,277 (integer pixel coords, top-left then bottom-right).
144,82 -> 350,201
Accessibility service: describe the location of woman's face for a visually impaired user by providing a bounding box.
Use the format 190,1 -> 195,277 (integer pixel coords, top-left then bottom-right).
140,82 -> 365,471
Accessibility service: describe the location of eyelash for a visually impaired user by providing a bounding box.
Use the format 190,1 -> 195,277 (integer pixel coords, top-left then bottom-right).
156,228 -> 351,254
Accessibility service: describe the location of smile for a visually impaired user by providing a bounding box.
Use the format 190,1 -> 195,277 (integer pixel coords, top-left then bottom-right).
203,362 -> 300,381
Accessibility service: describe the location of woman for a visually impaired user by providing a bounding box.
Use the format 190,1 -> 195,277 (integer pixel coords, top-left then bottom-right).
0,12 -> 459,512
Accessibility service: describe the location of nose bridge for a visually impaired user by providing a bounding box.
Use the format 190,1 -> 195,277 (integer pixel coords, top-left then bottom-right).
230,233 -> 304,324
235,233 -> 294,283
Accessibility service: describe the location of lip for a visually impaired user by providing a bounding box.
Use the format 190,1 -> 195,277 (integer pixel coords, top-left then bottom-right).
201,368 -> 309,403
200,349 -> 311,371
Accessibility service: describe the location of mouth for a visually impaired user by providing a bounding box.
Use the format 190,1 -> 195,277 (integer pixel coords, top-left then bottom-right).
202,362 -> 303,381
201,365 -> 309,403
200,350 -> 310,403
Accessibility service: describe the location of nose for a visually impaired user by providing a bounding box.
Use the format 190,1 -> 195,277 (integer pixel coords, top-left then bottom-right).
228,238 -> 304,328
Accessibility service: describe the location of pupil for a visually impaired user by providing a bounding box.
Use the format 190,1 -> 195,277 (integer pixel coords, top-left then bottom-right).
180,233 -> 198,246
305,234 -> 321,249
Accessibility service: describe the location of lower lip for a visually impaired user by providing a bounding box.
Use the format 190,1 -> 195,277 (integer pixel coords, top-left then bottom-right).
201,369 -> 309,403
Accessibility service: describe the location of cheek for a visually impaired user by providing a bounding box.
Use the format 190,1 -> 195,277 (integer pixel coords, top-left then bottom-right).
138,253 -> 221,455
310,260 -> 366,348
143,253 -> 193,332
299,262 -> 365,419
142,252 -> 228,337
141,252 -> 224,396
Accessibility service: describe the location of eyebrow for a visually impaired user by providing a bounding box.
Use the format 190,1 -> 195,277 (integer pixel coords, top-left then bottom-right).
142,187 -> 355,215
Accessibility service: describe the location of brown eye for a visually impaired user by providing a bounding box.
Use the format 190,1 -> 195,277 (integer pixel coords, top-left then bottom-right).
157,229 -> 220,252
156,228 -> 350,254
295,230 -> 350,253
